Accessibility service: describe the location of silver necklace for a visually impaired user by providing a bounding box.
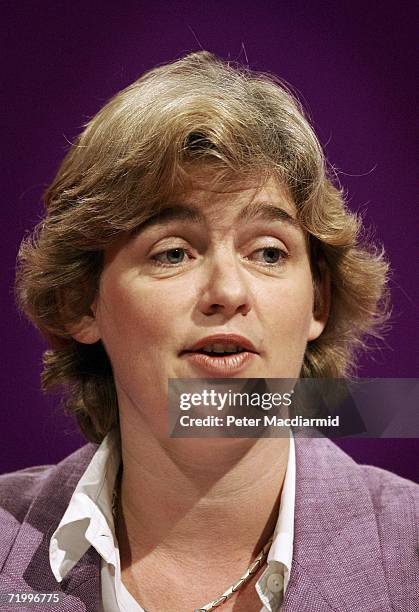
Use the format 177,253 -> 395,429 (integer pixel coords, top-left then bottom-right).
112,468 -> 272,611
192,536 -> 273,611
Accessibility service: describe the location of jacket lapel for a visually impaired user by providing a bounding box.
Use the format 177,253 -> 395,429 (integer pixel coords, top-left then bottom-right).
283,436 -> 392,611
1,443 -> 101,611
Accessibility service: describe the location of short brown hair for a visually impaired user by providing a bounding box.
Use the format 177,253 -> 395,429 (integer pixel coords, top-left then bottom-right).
15,51 -> 390,442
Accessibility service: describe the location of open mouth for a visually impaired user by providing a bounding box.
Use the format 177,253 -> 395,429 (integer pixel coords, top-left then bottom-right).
182,341 -> 256,374
193,344 -> 248,357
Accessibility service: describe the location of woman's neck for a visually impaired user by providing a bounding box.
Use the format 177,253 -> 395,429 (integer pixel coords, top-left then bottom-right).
117,415 -> 290,568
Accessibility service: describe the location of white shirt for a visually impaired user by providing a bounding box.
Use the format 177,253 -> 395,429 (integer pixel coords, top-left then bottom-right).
50,430 -> 295,611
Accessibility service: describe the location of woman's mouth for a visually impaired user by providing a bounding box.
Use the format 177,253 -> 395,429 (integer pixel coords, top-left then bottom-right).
181,347 -> 256,376
181,335 -> 259,376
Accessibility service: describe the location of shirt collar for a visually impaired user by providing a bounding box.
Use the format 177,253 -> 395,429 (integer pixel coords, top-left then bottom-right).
49,428 -> 121,581
50,429 -> 295,610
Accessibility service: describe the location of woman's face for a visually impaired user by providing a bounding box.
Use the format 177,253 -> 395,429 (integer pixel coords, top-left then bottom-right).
75,170 -> 327,433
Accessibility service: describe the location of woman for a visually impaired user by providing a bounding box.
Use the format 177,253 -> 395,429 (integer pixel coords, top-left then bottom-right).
1,51 -> 416,611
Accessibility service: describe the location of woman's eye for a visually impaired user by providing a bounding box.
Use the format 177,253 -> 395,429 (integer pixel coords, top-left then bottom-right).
150,245 -> 287,268
250,247 -> 288,265
152,247 -> 189,266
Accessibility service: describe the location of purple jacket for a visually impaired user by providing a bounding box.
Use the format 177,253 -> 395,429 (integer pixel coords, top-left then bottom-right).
0,437 -> 417,612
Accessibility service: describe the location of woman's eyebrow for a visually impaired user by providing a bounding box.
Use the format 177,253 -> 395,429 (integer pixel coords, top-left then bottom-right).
132,201 -> 301,236
131,205 -> 203,235
238,201 -> 301,229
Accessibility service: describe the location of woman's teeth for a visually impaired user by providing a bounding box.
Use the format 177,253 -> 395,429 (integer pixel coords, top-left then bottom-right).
201,344 -> 244,354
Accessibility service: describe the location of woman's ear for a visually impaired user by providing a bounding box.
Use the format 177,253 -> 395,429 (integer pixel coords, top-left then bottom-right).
59,287 -> 101,345
308,256 -> 331,342
69,312 -> 101,344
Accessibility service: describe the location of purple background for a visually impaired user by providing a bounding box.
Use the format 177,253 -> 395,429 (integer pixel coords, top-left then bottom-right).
2,1 -> 418,481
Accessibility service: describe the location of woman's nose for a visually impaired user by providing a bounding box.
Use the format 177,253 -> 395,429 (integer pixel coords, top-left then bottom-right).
197,250 -> 252,318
